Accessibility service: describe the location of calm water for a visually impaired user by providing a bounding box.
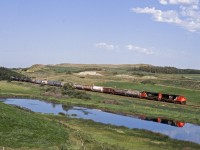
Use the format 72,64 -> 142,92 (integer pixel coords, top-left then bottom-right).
1,98 -> 200,145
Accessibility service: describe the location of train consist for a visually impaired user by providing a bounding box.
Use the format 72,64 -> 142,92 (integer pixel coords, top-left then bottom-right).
10,76 -> 187,104
73,84 -> 186,104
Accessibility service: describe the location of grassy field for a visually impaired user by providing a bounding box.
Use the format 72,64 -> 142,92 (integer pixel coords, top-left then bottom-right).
0,64 -> 200,149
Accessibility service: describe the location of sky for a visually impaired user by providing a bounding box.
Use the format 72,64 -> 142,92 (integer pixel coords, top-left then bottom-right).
0,0 -> 200,69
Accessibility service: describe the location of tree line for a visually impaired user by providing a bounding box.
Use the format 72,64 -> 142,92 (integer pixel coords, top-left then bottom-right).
0,67 -> 25,81
128,66 -> 200,74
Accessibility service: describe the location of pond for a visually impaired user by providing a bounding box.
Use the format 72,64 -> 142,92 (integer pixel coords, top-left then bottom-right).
1,98 -> 200,145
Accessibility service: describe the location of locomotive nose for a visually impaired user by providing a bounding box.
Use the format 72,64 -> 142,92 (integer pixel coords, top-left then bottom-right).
176,96 -> 187,104
176,122 -> 185,127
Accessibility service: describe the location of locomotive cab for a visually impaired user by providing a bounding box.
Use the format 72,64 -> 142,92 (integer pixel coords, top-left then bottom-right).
139,91 -> 147,98
175,96 -> 187,104
176,121 -> 185,127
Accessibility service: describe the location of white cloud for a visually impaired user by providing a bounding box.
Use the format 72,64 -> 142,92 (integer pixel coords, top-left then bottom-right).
126,44 -> 154,55
132,1 -> 200,32
159,0 -> 199,5
132,7 -> 181,24
95,42 -> 118,50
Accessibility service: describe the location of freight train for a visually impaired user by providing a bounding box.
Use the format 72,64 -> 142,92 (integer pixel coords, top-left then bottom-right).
73,84 -> 186,104
10,76 -> 187,104
138,115 -> 185,127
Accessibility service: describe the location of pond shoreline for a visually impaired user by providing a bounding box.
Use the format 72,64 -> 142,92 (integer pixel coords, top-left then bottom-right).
0,95 -> 186,124
1,98 -> 200,145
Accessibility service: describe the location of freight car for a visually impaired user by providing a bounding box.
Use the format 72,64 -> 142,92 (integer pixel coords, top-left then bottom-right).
82,85 -> 92,91
125,90 -> 140,98
41,80 -> 48,85
92,86 -> 103,92
35,80 -> 42,84
47,80 -> 62,87
103,87 -> 115,94
73,84 -> 84,90
114,89 -> 127,96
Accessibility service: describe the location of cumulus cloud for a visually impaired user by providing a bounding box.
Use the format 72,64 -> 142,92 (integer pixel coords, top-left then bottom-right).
95,42 -> 118,50
133,7 -> 181,23
132,0 -> 200,32
126,44 -> 154,55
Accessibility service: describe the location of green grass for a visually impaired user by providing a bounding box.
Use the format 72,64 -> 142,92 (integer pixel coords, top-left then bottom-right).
0,102 -> 69,149
0,81 -> 43,96
184,74 -> 200,81
48,115 -> 200,150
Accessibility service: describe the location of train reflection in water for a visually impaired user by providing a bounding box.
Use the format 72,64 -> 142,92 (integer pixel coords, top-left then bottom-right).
138,115 -> 185,128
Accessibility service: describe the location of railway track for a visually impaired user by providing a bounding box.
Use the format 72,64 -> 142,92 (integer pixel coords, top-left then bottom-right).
186,104 -> 200,108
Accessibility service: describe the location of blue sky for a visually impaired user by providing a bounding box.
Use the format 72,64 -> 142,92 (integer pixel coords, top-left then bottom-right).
0,0 -> 200,69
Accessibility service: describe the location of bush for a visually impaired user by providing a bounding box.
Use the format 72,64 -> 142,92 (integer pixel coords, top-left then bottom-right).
62,84 -> 91,100
0,67 -> 25,81
141,80 -> 156,85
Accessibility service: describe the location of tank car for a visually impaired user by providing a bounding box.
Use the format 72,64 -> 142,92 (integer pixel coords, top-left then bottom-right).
125,90 -> 140,98
82,85 -> 92,91
92,86 -> 103,92
103,87 -> 115,94
114,89 -> 127,96
74,84 -> 84,90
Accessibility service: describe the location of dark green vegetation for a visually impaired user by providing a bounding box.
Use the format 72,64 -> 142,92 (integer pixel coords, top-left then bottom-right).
0,64 -> 200,149
0,67 -> 25,81
128,65 -> 200,74
62,83 -> 91,100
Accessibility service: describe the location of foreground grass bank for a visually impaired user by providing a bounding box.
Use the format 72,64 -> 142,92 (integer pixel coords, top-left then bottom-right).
0,101 -> 200,150
0,102 -> 69,149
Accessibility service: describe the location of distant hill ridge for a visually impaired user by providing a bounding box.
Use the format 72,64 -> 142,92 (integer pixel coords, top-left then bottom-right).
26,63 -> 200,74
